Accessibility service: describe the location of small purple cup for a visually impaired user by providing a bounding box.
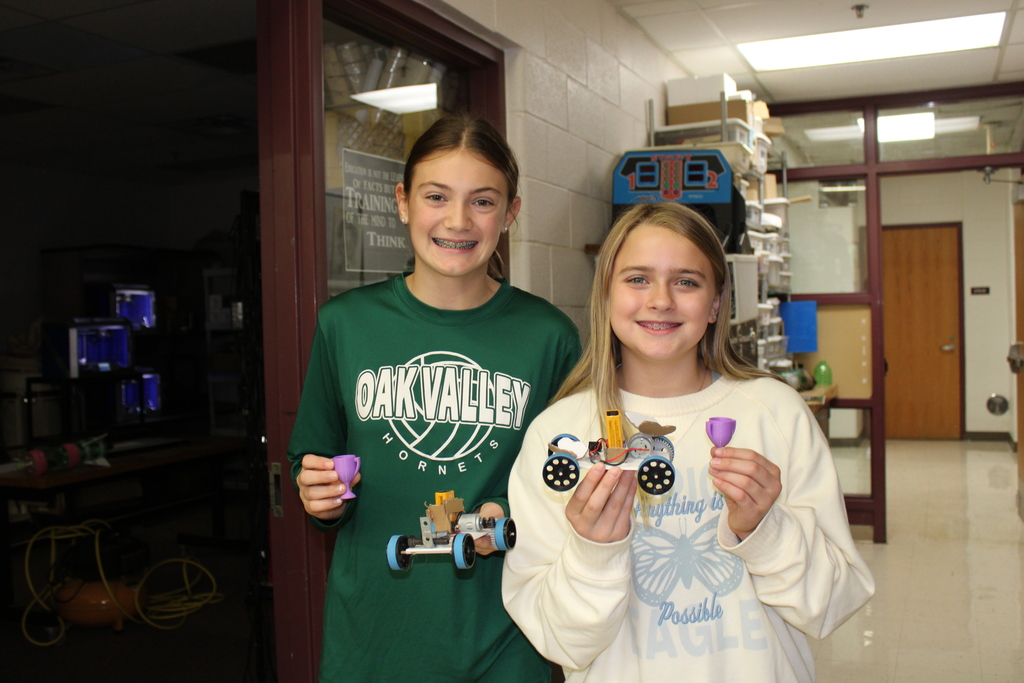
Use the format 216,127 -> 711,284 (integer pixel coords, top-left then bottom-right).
332,454 -> 361,499
706,417 -> 736,448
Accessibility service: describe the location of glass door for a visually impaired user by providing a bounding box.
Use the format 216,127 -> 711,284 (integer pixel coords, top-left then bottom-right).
322,19 -> 463,295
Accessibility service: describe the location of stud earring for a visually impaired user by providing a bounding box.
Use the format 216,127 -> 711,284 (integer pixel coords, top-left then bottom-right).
502,225 -> 509,233
400,216 -> 407,224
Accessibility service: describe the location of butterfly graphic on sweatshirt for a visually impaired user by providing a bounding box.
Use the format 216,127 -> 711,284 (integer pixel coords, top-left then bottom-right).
631,515 -> 744,606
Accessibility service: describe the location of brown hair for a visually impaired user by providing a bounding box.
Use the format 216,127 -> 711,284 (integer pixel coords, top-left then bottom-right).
552,202 -> 772,421
403,113 -> 518,278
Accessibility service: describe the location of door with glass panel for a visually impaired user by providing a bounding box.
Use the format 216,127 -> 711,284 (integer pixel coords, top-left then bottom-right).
259,2 -> 504,680
322,21 -> 462,296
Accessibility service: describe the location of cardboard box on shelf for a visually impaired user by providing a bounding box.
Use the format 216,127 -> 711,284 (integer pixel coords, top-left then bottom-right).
764,173 -> 778,200
763,116 -> 786,136
666,73 -> 737,106
667,99 -> 753,126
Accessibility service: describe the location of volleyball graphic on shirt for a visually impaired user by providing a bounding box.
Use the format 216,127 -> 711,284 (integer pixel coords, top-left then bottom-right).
354,351 -> 532,462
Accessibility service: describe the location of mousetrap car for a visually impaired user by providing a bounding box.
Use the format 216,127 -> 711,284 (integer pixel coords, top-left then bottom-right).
543,410 -> 676,496
386,491 -> 516,571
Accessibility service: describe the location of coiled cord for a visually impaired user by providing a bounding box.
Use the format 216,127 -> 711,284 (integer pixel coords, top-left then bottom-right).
20,519 -> 223,646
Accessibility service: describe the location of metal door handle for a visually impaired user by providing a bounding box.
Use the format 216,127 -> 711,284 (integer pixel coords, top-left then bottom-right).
1009,342 -> 1024,373
940,344 -> 955,351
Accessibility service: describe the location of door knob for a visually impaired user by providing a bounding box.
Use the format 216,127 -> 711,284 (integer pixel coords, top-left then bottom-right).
1009,342 -> 1024,373
940,344 -> 955,351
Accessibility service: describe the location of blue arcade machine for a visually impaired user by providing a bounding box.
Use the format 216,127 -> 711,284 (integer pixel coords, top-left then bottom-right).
612,147 -> 749,254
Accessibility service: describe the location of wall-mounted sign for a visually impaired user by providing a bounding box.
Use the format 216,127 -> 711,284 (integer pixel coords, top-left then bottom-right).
970,287 -> 990,295
328,149 -> 411,275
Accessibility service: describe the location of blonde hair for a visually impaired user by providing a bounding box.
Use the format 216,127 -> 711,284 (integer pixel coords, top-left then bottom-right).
552,203 -> 773,421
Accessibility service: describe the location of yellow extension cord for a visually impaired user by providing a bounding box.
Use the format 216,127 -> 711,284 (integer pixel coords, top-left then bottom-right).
21,519 -> 224,646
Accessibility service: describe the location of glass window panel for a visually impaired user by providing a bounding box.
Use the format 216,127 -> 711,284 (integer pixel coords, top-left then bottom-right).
787,179 -> 867,294
826,408 -> 871,495
793,303 -> 873,399
793,302 -> 873,495
768,110 -> 865,169
878,96 -> 1024,162
322,19 -> 460,297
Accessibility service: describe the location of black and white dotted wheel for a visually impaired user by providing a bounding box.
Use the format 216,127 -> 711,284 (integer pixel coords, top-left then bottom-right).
637,455 -> 675,495
542,453 -> 580,492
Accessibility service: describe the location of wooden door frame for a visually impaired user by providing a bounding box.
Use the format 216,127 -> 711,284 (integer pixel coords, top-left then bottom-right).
881,222 -> 966,439
257,1 -> 505,680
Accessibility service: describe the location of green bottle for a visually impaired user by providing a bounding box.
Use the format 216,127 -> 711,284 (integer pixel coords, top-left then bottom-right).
813,360 -> 833,386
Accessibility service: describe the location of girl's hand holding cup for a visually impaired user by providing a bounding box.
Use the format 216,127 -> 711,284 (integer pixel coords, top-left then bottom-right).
297,454 -> 362,521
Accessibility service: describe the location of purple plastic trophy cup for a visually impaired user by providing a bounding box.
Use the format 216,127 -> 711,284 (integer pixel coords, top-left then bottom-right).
332,454 -> 361,500
706,417 -> 736,448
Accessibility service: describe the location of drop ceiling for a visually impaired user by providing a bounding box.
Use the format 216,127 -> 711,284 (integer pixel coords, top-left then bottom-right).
616,0 -> 1024,102
0,0 -> 258,183
0,0 -> 1022,181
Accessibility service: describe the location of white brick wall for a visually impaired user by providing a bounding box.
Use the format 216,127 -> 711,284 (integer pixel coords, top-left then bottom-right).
418,0 -> 686,328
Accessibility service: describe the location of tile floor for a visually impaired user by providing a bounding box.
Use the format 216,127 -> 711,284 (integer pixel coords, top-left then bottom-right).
814,439 -> 1024,682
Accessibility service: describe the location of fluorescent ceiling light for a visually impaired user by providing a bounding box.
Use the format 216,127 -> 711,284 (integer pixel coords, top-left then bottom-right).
804,125 -> 862,142
739,12 -> 1005,71
820,185 -> 866,192
875,112 -> 934,142
934,116 -> 980,134
349,83 -> 437,114
804,115 -> 981,142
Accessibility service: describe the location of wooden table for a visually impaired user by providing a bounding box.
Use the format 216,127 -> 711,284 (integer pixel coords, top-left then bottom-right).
800,384 -> 838,438
0,436 -> 244,608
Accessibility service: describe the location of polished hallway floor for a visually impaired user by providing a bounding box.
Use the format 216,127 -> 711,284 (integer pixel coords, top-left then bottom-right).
814,440 -> 1024,682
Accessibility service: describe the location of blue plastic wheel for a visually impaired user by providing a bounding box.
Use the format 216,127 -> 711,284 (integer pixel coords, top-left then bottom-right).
637,455 -> 675,495
452,533 -> 476,569
387,534 -> 411,571
493,517 -> 517,551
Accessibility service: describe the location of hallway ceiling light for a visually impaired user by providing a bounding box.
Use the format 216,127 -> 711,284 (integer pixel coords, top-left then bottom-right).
819,185 -> 866,192
738,12 -> 1005,71
804,115 -> 980,143
872,113 -> 935,142
350,83 -> 437,114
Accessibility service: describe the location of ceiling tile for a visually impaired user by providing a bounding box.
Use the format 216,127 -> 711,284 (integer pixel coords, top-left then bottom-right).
622,1 -> 699,19
0,0 -> 141,20
0,22 -> 148,71
756,49 -> 1001,102
63,0 -> 256,54
0,4 -> 39,31
1000,43 -> 1024,72
635,11 -> 722,50
672,45 -> 748,77
86,80 -> 256,124
0,56 -> 236,107
1009,8 -> 1024,43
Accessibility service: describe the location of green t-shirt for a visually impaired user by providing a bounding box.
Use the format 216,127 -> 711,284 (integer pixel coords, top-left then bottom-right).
288,275 -> 581,683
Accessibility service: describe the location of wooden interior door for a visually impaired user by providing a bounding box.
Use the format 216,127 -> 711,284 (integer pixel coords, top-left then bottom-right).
882,224 -> 963,439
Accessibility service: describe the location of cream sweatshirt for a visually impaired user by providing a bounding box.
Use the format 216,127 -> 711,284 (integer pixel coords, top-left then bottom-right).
502,376 -> 874,682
